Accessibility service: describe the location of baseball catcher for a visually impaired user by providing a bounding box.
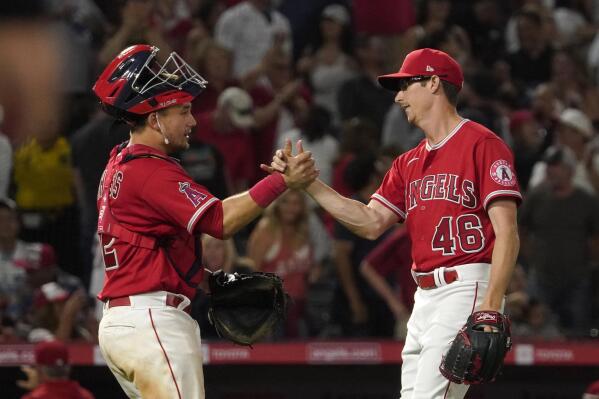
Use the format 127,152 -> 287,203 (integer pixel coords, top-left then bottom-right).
440,311 -> 512,385
208,270 -> 288,346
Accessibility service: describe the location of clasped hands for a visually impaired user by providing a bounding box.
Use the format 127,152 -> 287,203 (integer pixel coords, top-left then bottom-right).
260,139 -> 319,189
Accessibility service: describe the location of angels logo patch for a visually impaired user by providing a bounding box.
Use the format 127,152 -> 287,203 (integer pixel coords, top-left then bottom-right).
490,160 -> 516,186
179,182 -> 207,207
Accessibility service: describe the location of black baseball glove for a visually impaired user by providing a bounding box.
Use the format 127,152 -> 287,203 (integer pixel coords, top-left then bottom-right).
439,311 -> 512,385
207,270 -> 288,346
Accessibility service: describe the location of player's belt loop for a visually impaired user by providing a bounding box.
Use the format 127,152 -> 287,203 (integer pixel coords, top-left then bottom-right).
437,267 -> 447,286
433,267 -> 441,287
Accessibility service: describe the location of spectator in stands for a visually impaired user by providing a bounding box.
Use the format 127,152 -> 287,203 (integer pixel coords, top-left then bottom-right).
457,0 -> 507,67
338,34 -> 395,134
189,0 -> 227,37
511,298 -> 563,339
551,1 -> 595,48
46,1 -> 99,137
151,0 -> 194,54
0,198 -> 57,329
504,2 -> 556,54
529,108 -> 599,194
277,105 -> 339,186
330,154 -> 393,337
507,8 -> 554,89
17,340 -> 94,398
179,138 -> 231,199
360,226 -> 416,340
402,0 -> 471,69
248,190 -> 320,337
351,0 -> 416,70
244,46 -> 309,170
194,87 -> 257,192
548,49 -> 599,123
333,118 -> 379,198
17,243 -> 94,342
188,39 -> 236,115
297,4 -> 357,127
509,110 -> 545,191
504,264 -> 530,327
28,284 -> 93,343
13,127 -> 80,277
98,0 -> 172,66
519,145 -> 599,335
530,82 -> 562,149
214,0 -> 292,78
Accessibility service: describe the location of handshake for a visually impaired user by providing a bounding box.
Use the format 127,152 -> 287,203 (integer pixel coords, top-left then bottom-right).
260,139 -> 319,190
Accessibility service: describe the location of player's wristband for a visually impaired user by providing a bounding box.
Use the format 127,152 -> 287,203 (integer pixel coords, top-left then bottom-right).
249,173 -> 287,208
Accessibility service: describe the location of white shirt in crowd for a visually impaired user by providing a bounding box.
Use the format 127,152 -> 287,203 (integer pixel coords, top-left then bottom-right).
215,1 -> 292,77
277,127 -> 339,186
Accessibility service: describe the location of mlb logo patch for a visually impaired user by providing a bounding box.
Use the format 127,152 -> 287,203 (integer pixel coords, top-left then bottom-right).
490,160 -> 516,187
179,182 -> 207,207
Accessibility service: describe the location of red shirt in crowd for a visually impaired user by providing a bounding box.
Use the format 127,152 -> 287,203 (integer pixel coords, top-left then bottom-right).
194,111 -> 256,187
364,227 -> 416,311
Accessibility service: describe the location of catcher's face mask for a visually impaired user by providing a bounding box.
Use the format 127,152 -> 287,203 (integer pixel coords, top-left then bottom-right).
93,44 -> 207,116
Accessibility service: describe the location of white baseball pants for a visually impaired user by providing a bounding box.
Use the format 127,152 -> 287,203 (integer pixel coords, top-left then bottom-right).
400,263 -> 497,399
98,291 -> 204,399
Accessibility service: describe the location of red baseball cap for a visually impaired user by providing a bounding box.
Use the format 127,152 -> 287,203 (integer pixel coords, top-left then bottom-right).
509,110 -> 535,132
34,340 -> 69,366
14,243 -> 57,272
378,48 -> 464,92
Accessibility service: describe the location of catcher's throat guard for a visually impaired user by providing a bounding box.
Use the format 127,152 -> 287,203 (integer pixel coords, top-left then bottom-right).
440,311 -> 512,385
207,270 -> 288,346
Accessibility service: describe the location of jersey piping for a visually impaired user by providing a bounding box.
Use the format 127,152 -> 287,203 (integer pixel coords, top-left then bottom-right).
372,193 -> 406,219
425,118 -> 469,151
483,190 -> 522,209
186,197 -> 219,233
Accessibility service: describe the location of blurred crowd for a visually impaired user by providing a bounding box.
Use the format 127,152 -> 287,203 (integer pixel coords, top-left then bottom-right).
1,0 -> 599,346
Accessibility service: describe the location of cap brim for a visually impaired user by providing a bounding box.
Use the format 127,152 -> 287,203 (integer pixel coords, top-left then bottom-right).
377,72 -> 417,91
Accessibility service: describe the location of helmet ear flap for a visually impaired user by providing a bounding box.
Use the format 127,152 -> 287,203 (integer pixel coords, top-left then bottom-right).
100,103 -> 147,128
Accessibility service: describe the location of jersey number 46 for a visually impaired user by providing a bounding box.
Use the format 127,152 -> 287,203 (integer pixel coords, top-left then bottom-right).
432,214 -> 485,256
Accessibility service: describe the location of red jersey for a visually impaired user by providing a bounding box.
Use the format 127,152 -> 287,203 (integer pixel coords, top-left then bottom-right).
372,119 -> 521,272
260,239 -> 314,301
194,111 -> 256,186
97,144 -> 220,301
22,380 -> 94,399
364,227 -> 416,310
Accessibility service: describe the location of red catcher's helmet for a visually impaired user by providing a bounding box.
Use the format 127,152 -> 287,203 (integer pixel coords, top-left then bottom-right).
92,44 -> 207,118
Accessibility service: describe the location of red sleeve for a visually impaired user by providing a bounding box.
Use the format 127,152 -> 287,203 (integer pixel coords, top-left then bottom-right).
475,138 -> 523,209
142,165 -> 219,234
195,200 -> 224,239
371,157 -> 406,220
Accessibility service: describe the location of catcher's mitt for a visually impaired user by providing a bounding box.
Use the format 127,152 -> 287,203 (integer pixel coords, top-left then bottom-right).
440,311 -> 512,385
207,270 -> 288,346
